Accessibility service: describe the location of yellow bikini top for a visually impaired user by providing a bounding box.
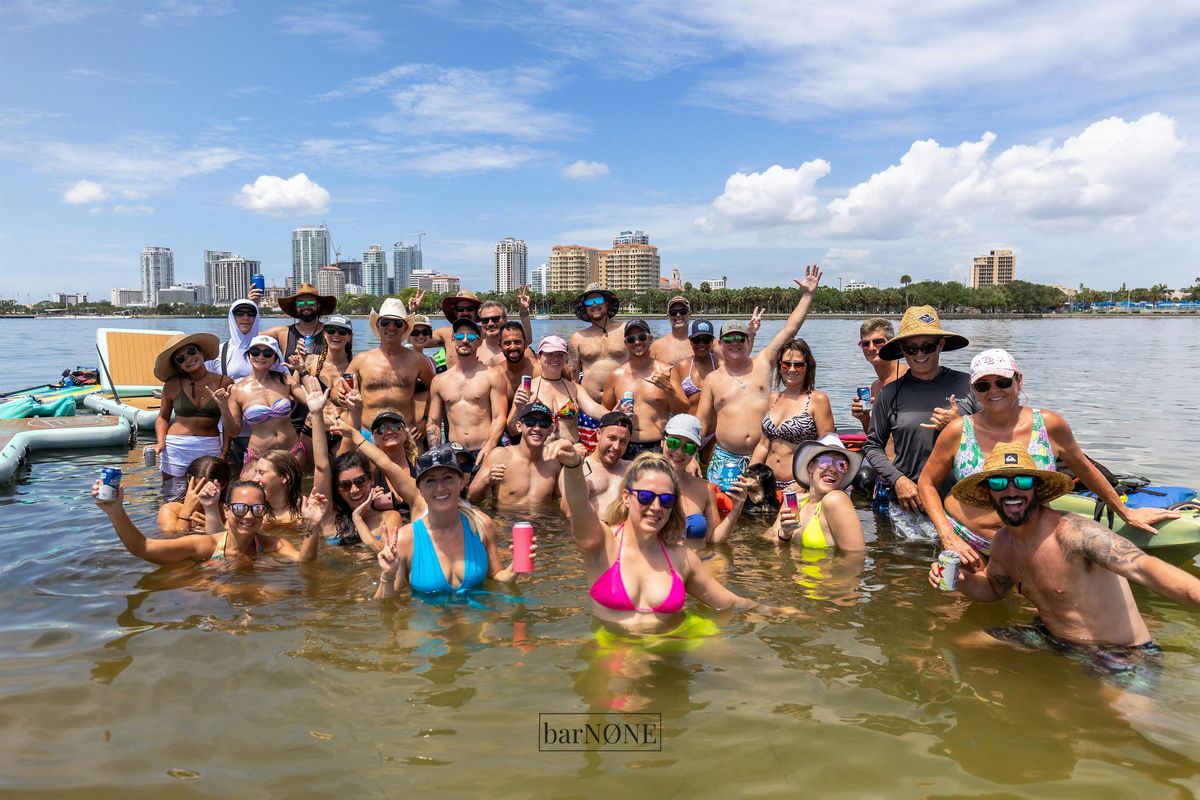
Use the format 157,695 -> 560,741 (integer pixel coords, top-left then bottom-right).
795,496 -> 829,549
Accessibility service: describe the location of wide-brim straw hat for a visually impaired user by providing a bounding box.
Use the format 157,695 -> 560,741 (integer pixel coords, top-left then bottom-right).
370,298 -> 409,339
791,432 -> 863,491
878,305 -> 969,361
153,332 -> 220,382
571,282 -> 620,322
279,282 -> 337,317
951,441 -> 1075,509
440,290 -> 482,322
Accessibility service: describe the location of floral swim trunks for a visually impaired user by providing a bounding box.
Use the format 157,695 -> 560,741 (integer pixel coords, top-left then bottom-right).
986,617 -> 1163,690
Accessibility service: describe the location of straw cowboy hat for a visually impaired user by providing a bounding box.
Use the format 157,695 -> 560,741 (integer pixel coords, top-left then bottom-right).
951,441 -> 1075,509
440,290 -> 483,322
791,432 -> 864,491
153,332 -> 219,382
279,282 -> 337,317
571,282 -> 620,322
878,305 -> 969,361
370,297 -> 409,338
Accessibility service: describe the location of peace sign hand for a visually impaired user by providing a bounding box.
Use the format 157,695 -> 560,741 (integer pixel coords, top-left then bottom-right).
378,527 -> 401,579
747,307 -> 765,336
355,486 -> 386,517
517,284 -> 531,313
301,490 -> 329,526
793,264 -> 822,294
408,289 -> 426,313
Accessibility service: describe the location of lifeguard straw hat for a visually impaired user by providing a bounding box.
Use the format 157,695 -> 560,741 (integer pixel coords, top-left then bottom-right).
951,441 -> 1075,509
878,305 -> 969,361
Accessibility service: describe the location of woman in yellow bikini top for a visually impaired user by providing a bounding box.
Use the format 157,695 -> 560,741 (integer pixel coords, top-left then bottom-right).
768,433 -> 866,552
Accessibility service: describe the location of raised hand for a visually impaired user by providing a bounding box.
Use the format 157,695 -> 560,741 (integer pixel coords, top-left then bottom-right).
304,383 -> 329,414
330,412 -> 358,440
92,479 -> 124,507
294,339 -> 309,359
407,289 -> 426,313
517,284 -> 531,314
487,464 -> 507,485
793,264 -> 822,294
205,384 -> 232,405
183,476 -> 208,506
724,476 -> 748,506
545,438 -> 584,468
248,286 -> 264,303
301,490 -> 329,526
512,387 -> 530,410
920,394 -> 959,431
378,528 -> 400,579
286,354 -> 304,371
197,479 -> 222,508
645,364 -> 673,390
747,307 -> 765,336
355,486 -> 386,517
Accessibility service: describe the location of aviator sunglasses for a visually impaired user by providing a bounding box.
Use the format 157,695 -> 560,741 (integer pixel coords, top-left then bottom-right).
972,376 -> 1015,393
625,333 -> 649,344
627,489 -> 677,508
858,337 -> 887,349
780,359 -> 807,371
987,475 -> 1036,492
337,474 -> 372,492
663,436 -> 698,456
814,454 -> 850,474
228,502 -> 267,518
247,346 -> 276,359
901,341 -> 940,356
172,345 -> 200,364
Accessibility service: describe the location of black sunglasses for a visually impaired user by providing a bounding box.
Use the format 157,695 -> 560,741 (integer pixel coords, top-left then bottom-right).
228,502 -> 267,518
247,347 -> 275,358
233,307 -> 257,318
625,333 -> 649,344
521,415 -> 553,429
668,308 -> 689,317
480,314 -> 505,324
902,341 -> 941,356
337,474 -> 372,492
172,345 -> 200,364
410,327 -> 432,337
325,326 -> 351,336
972,376 -> 1015,392
377,318 -> 405,329
628,489 -> 677,508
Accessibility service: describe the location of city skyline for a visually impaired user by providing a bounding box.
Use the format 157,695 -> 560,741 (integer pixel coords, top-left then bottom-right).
3,3 -> 1199,300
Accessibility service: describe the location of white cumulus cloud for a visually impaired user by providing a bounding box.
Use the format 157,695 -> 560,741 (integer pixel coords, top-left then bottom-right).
561,160 -> 609,180
696,160 -> 830,231
236,173 -> 330,215
63,179 -> 109,204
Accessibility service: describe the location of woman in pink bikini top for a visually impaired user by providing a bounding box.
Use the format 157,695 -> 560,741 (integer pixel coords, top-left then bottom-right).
552,443 -> 761,632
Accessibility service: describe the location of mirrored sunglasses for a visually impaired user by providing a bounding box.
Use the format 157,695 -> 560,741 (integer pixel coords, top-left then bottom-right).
453,332 -> 479,342
814,454 -> 850,474
987,475 -> 1035,492
628,489 -> 677,508
172,345 -> 200,364
228,502 -> 267,518
663,436 -> 698,456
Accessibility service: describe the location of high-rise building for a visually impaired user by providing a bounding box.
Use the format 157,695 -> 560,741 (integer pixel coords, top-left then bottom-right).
409,268 -> 437,291
140,246 -> 174,306
337,260 -> 362,288
111,288 -> 143,307
393,242 -> 421,292
158,286 -> 198,305
494,237 -> 527,293
970,248 -> 1016,289
52,292 -> 88,306
210,255 -> 262,304
549,245 -> 600,293
317,265 -> 346,299
431,274 -> 461,294
203,250 -> 231,297
530,263 -> 549,294
362,244 -> 387,296
613,230 -> 650,246
292,225 -> 330,286
600,242 -> 660,292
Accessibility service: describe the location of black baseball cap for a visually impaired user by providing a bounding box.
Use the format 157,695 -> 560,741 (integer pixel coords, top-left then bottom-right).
598,411 -> 633,431
624,318 -> 650,335
453,318 -> 482,335
370,409 -> 406,430
520,401 -> 553,423
414,444 -> 466,482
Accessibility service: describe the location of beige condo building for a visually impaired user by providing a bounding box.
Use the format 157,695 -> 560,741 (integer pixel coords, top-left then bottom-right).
549,245 -> 601,293
970,249 -> 1016,288
599,243 -> 660,292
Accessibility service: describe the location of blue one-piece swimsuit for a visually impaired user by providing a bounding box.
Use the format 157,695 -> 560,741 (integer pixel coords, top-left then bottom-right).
409,513 -> 488,594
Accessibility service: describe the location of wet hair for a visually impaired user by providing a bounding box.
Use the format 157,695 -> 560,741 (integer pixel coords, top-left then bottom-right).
773,338 -> 816,392
859,318 -> 895,339
500,320 -> 527,341
224,479 -> 268,505
604,452 -> 686,543
173,456 -> 232,502
255,450 -> 303,516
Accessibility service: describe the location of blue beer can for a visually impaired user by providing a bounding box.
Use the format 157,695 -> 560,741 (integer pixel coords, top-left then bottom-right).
98,467 -> 122,501
856,386 -> 873,412
251,273 -> 265,291
720,464 -> 740,491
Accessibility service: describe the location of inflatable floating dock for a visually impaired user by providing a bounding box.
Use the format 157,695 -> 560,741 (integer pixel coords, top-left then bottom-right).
0,415 -> 133,486
83,327 -> 182,429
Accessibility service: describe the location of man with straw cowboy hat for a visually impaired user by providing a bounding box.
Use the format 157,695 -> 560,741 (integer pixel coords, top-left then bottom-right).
931,442 -> 1200,676
340,297 -> 433,435
863,305 -> 979,538
265,282 -> 337,363
567,282 -> 626,452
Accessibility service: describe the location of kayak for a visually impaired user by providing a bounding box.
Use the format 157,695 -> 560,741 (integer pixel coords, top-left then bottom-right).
1050,492 -> 1200,550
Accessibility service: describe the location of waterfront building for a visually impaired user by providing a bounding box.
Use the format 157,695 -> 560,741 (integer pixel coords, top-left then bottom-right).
393,242 -> 421,293
140,246 -> 174,306
158,286 -> 198,305
337,260 -> 362,288
210,255 -> 261,304
549,245 -> 600,293
292,225 -> 330,287
530,263 -> 549,294
51,292 -> 88,306
614,230 -> 650,246
970,248 -> 1016,289
600,242 -> 660,292
203,250 -> 231,299
317,264 -> 346,298
700,277 -> 727,290
494,237 -> 527,293
843,279 -> 873,291
110,288 -> 142,307
431,274 -> 461,294
409,268 -> 437,290
363,244 -> 387,295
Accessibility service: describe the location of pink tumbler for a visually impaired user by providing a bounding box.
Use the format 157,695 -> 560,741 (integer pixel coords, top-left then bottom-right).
511,521 -> 534,573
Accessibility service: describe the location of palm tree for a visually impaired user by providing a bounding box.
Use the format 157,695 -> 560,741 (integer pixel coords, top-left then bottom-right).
900,274 -> 912,306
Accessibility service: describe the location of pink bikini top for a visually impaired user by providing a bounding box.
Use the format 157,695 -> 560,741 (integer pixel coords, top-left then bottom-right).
588,525 -> 687,614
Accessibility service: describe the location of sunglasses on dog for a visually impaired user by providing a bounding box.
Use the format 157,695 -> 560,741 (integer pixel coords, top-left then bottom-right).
228,503 -> 267,518
663,436 -> 698,456
972,376 -> 1014,392
172,345 -> 200,364
627,489 -> 677,508
987,475 -> 1035,492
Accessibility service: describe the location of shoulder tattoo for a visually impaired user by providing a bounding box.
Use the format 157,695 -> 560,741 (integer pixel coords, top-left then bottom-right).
1063,514 -> 1146,570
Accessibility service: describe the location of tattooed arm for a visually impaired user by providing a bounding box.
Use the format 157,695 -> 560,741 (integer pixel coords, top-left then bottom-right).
1066,514 -> 1200,605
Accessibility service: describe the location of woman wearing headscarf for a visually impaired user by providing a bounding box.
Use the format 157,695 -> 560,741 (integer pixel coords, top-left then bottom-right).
205,297 -> 262,467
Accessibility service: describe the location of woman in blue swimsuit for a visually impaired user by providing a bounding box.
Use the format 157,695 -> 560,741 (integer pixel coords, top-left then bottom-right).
659,414 -> 746,546
374,443 -> 535,598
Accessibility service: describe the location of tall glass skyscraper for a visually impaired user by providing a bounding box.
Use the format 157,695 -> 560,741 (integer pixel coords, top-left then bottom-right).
292,225 -> 330,286
494,237 -> 527,293
140,246 -> 174,306
363,244 -> 388,296
393,242 -> 421,292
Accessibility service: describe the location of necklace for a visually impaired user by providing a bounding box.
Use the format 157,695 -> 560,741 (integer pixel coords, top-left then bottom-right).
728,365 -> 753,391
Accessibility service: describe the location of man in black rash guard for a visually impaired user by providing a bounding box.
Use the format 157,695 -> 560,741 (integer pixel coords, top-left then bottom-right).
266,282 -> 337,435
864,306 -> 978,538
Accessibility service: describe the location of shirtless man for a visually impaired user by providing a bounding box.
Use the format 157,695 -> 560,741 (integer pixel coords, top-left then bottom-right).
477,287 -> 534,367
492,320 -> 540,399
468,402 -> 562,508
649,295 -> 695,366
567,283 -> 627,451
426,318 -> 509,469
931,442 -> 1200,679
601,318 -> 688,459
407,288 -> 482,366
341,298 -> 433,434
697,264 -> 821,490
559,411 -> 631,516
851,317 -> 909,432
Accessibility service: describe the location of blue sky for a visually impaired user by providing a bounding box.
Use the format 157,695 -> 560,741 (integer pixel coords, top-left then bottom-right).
2,1 -> 1199,301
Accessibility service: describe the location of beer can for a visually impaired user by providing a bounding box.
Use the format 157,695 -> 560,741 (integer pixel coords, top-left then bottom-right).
98,466 -> 122,502
143,445 -> 157,467
937,550 -> 961,591
303,335 -> 313,352
783,489 -> 799,511
521,374 -> 532,393
251,273 -> 265,291
856,386 -> 873,412
622,390 -> 634,412
720,463 -> 740,492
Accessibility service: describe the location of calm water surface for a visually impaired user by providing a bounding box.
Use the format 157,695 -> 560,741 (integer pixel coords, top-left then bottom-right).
1,316 -> 1198,797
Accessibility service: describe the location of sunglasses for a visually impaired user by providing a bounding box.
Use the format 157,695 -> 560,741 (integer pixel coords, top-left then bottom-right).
902,341 -> 941,356
295,300 -> 319,308
172,345 -> 200,364
480,315 -> 505,325
859,337 -> 888,349
690,335 -> 714,345
233,307 -> 257,318
247,347 -> 275,359
663,436 -> 698,456
780,360 -> 807,371
814,454 -> 850,474
454,305 -> 477,314
373,421 -> 405,434
668,308 -> 689,317
625,333 -> 649,344
410,327 -> 433,337
377,318 -> 405,329
337,474 -> 372,492
721,334 -> 747,344
453,332 -> 479,342
583,296 -> 606,307
987,475 -> 1036,492
521,415 -> 553,429
972,376 -> 1015,393
228,502 -> 267,518
325,326 -> 351,336
627,489 -> 677,508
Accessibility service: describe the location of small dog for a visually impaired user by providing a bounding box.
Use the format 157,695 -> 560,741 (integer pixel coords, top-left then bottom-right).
740,463 -> 781,514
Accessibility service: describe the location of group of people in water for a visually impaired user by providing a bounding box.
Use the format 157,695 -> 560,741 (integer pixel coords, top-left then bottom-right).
92,267 -> 1200,683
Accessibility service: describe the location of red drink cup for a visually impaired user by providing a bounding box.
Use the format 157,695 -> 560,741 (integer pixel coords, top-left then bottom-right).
511,521 -> 534,573
521,374 -> 532,393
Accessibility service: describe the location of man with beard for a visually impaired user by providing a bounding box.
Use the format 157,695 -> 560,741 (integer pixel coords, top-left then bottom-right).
567,283 -> 628,452
426,318 -> 509,469
932,443 -> 1200,681
477,287 -> 534,367
267,282 -> 335,362
492,320 -> 540,399
649,295 -> 696,366
341,298 -> 433,434
468,402 -> 563,508
601,318 -> 688,459
559,411 -> 631,516
697,264 -> 822,490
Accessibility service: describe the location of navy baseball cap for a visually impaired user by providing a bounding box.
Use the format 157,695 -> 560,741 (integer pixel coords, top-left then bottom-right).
520,401 -> 554,424
624,318 -> 650,334
689,319 -> 715,339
